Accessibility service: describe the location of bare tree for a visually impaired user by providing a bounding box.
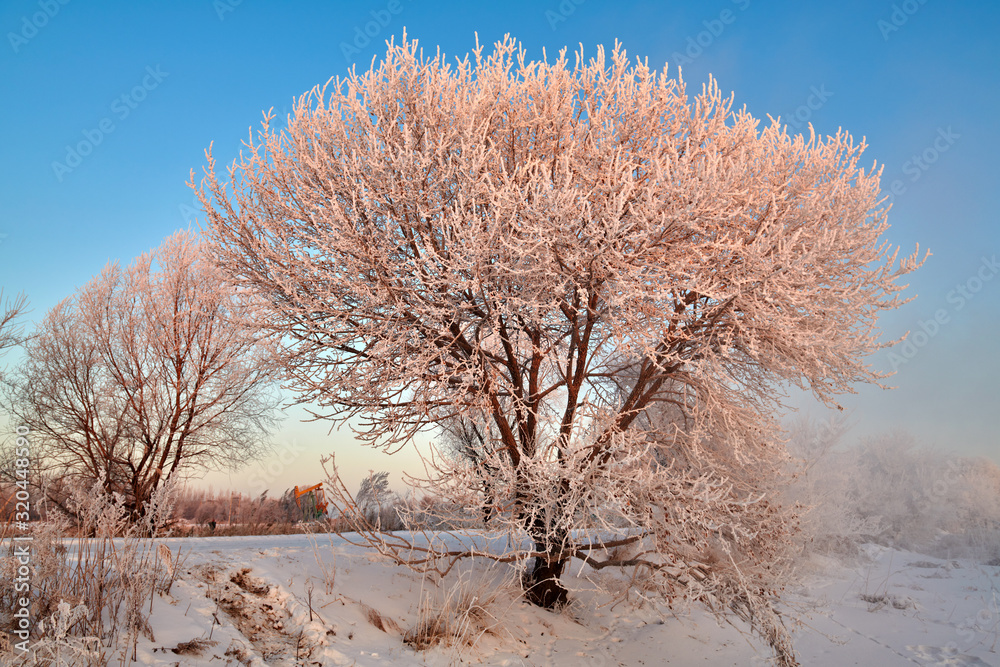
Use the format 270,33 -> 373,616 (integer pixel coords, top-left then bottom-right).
3,231 -> 282,519
0,290 -> 28,356
196,36 -> 924,664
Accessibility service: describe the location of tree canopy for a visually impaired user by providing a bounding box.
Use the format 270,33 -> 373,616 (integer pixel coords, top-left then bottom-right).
196,35 -> 923,665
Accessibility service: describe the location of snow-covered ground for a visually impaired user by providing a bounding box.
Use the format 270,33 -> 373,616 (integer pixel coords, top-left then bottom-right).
109,533 -> 998,666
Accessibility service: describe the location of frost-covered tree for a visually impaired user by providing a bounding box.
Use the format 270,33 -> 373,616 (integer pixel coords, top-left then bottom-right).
196,35 -> 923,664
784,421 -> 1000,562
4,231 -> 281,519
354,470 -> 399,528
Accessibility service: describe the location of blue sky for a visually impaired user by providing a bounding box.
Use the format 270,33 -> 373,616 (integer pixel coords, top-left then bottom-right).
1,0 -> 997,493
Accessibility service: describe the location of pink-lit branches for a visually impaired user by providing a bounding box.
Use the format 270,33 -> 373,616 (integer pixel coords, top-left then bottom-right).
197,35 -> 923,665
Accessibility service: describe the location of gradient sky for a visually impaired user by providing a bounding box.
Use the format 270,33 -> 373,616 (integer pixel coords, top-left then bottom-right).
1,0 -> 997,495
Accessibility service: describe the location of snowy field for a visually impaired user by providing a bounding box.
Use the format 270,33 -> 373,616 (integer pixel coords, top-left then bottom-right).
86,532 -> 1000,666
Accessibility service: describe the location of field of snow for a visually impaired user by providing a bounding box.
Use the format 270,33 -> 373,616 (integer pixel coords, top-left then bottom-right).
99,532 -> 1000,666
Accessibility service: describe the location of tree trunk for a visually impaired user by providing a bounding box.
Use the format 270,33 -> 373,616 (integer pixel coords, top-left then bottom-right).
523,545 -> 569,608
517,483 -> 571,608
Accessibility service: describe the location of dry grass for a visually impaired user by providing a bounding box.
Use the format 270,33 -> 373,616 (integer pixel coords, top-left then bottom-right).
0,479 -> 180,666
404,566 -> 515,651
361,603 -> 401,634
170,637 -> 217,656
304,529 -> 337,595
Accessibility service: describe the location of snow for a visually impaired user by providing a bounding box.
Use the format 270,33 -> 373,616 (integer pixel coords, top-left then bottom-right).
89,532 -> 999,666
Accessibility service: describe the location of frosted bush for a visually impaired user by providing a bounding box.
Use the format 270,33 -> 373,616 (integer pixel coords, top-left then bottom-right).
0,476 -> 178,666
784,418 -> 1000,563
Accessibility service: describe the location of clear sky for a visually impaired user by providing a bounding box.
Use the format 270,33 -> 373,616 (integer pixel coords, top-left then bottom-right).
1,0 -> 997,495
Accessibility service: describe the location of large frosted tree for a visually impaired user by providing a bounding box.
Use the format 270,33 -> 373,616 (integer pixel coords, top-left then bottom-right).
196,36 -> 923,664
